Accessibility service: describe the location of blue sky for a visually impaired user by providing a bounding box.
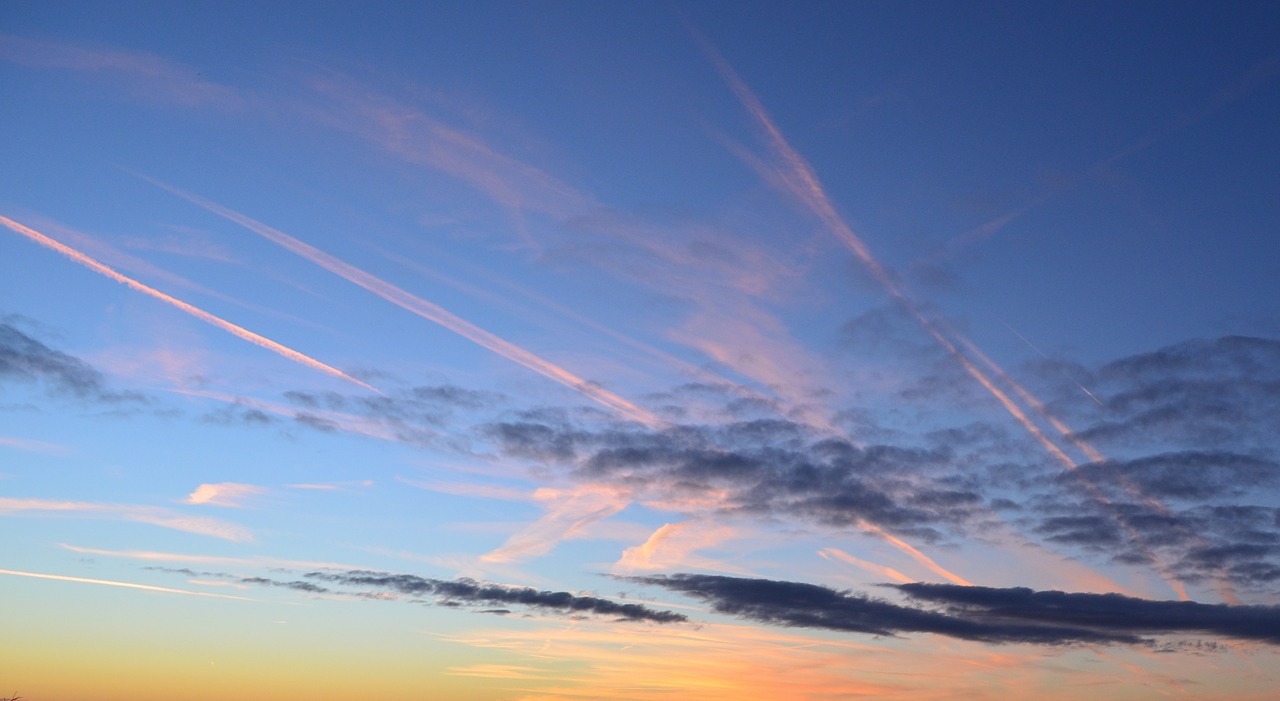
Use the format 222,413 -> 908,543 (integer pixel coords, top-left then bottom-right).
3,2 -> 1280,699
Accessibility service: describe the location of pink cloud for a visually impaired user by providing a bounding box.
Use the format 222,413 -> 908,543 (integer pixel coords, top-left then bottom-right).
0,497 -> 252,541
184,482 -> 268,508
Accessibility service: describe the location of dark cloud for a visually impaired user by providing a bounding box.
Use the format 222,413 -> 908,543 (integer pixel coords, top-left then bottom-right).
630,574 -> 1140,645
0,322 -> 139,402
239,576 -> 329,594
896,582 -> 1280,645
202,403 -> 278,427
155,567 -> 682,623
632,574 -> 1280,646
997,336 -> 1280,593
485,418 -> 984,542
1059,451 -> 1279,501
1075,336 -> 1280,455
303,570 -> 686,623
280,386 -> 502,448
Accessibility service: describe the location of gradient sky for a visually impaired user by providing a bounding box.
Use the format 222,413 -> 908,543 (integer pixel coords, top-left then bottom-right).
3,2 -> 1280,700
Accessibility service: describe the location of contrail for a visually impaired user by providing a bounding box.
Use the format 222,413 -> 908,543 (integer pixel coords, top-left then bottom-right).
955,332 -> 1105,463
693,37 -> 1077,470
693,37 -> 1216,601
819,547 -> 913,584
858,520 -> 973,586
141,177 -> 665,428
0,567 -> 254,601
1002,323 -> 1104,406
0,214 -> 375,392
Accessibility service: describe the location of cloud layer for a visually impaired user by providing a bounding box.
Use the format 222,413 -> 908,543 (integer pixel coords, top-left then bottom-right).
633,574 -> 1280,646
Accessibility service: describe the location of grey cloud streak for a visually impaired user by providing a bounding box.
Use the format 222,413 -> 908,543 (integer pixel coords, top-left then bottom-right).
151,566 -> 685,623
0,321 -> 140,403
632,574 -> 1280,646
305,570 -> 686,623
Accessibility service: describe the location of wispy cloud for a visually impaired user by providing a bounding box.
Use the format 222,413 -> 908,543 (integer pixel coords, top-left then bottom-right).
612,520 -> 750,576
184,482 -> 268,508
480,484 -> 631,565
443,618 -> 923,701
60,544 -> 358,571
0,497 -> 252,541
0,436 -> 73,456
0,214 -> 375,392
306,74 -> 592,226
286,480 -> 374,491
0,33 -> 246,109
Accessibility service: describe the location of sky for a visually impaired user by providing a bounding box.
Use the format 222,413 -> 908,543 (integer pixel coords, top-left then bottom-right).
2,2 -> 1280,699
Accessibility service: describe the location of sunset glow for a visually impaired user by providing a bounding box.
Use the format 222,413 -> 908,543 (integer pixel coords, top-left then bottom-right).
3,3 -> 1279,700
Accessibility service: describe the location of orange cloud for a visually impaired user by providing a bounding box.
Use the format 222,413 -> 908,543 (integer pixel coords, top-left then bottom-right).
612,520 -> 750,576
480,484 -> 632,565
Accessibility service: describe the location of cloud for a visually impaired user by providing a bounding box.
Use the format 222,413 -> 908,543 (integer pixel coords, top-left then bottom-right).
487,417 -> 984,543
895,582 -> 1280,645
633,574 -> 1280,646
288,570 -> 686,623
0,497 -> 252,541
0,33 -> 246,109
1010,336 -> 1280,592
59,544 -> 360,571
612,520 -> 748,576
1059,451 -> 1279,501
632,573 -> 1138,645
184,482 -> 268,508
0,321 -> 136,402
480,484 -> 631,565
0,436 -> 72,456
1079,336 -> 1280,456
304,73 -> 592,223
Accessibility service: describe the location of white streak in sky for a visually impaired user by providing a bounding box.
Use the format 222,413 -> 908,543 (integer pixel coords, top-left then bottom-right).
141,177 -> 665,428
0,214 -> 375,392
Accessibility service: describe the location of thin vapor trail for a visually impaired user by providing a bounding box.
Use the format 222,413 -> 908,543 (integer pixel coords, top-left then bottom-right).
955,333 -> 1104,463
819,547 -> 913,584
0,567 -> 254,601
1002,323 -> 1104,406
693,37 -> 1078,471
0,214 -> 375,392
140,177 -> 665,428
858,520 -> 973,586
